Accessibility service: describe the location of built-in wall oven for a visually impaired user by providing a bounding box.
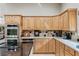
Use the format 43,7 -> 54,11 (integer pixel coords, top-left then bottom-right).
5,24 -> 20,51
6,25 -> 19,38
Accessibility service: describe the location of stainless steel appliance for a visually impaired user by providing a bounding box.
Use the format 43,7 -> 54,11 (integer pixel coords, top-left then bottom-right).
5,24 -> 20,51
6,25 -> 19,38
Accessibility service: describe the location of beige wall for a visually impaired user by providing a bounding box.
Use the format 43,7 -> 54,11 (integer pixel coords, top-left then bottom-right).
0,3 -> 61,16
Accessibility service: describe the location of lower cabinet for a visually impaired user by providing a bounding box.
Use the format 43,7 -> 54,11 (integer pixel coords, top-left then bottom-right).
33,38 -> 79,56
55,40 -> 60,56
55,40 -> 65,56
59,42 -> 65,56
64,51 -> 73,56
65,45 -> 75,56
75,51 -> 79,56
33,39 -> 55,54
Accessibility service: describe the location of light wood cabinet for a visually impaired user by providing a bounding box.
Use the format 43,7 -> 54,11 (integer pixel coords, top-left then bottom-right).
63,12 -> 69,30
22,17 -> 34,30
68,8 -> 77,31
64,51 -> 73,56
33,39 -> 55,54
55,40 -> 60,56
33,39 -> 48,54
58,15 -> 63,30
43,17 -> 53,30
48,39 -> 55,53
75,51 -> 79,56
5,15 -> 21,25
65,45 -> 75,56
59,42 -> 65,56
53,16 -> 59,30
59,8 -> 77,31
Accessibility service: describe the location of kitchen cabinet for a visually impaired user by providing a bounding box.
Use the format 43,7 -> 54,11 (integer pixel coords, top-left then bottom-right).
43,17 -> 53,30
53,16 -> 59,30
64,51 -> 73,56
22,16 -> 53,30
75,51 -> 79,56
58,8 -> 77,31
55,40 -> 60,56
58,15 -> 63,30
5,15 -> 21,25
33,39 -> 48,54
22,17 -> 35,30
59,42 -> 65,56
63,12 -> 69,30
65,45 -> 75,56
34,17 -> 39,30
48,39 -> 55,53
33,39 -> 55,54
68,8 -> 77,31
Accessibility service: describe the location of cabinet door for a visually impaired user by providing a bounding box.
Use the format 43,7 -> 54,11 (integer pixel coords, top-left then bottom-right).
59,42 -> 65,56
58,15 -> 63,30
65,51 -> 73,56
39,17 -> 45,30
47,17 -> 53,30
48,39 -> 55,54
22,17 -> 34,30
75,51 -> 79,56
33,39 -> 48,54
53,16 -> 59,30
63,12 -> 69,30
68,9 -> 77,31
55,40 -> 60,56
65,45 -> 75,56
22,17 -> 29,30
5,15 -> 21,25
34,17 -> 41,30
28,17 -> 34,30
43,17 -> 50,30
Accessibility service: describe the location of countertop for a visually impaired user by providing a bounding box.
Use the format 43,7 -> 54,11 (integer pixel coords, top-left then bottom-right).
21,36 -> 79,52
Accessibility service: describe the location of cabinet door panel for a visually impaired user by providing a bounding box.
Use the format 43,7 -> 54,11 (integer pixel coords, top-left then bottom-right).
68,9 -> 77,31
33,39 -> 48,54
75,51 -> 79,56
58,15 -> 63,30
53,16 -> 59,30
65,51 -> 73,56
48,39 -> 55,53
55,40 -> 60,56
22,17 -> 29,30
63,12 -> 69,30
59,42 -> 65,56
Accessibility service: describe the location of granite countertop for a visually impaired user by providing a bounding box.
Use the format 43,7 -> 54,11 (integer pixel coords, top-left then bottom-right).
21,36 -> 79,52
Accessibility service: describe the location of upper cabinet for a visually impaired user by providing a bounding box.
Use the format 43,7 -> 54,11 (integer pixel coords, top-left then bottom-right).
53,16 -> 59,30
22,16 -> 35,30
5,15 -> 22,25
5,8 -> 77,31
68,8 -> 77,31
22,16 -> 53,30
59,8 -> 77,31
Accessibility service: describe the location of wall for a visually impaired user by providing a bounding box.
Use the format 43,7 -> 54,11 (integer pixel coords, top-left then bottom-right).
0,3 -> 61,16
61,3 -> 79,36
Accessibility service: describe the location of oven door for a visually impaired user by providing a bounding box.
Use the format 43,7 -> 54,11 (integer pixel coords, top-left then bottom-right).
7,28 -> 18,38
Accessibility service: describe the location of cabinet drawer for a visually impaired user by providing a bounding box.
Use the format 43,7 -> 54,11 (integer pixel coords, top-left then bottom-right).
65,46 -> 75,55
65,51 -> 73,56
